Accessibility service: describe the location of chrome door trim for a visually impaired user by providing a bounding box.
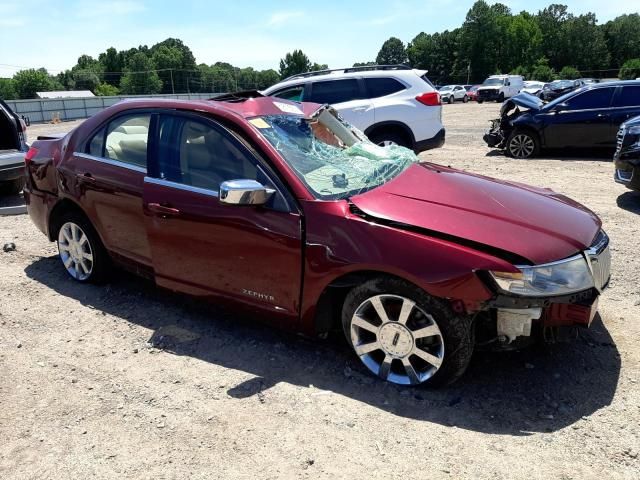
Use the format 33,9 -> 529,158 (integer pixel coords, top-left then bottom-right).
74,152 -> 147,174
144,176 -> 219,197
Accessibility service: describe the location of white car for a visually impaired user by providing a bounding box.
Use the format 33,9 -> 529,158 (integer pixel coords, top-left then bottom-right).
262,66 -> 445,152
438,85 -> 468,104
521,81 -> 546,97
476,75 -> 524,103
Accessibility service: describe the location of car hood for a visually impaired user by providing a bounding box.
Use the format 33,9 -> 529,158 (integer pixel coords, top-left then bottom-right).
500,93 -> 543,114
350,163 -> 601,265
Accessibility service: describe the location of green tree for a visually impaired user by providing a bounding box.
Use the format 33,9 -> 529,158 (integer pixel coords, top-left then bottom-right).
98,47 -> 126,86
256,69 -> 280,89
458,1 -> 511,82
376,37 -> 408,65
619,59 -> 640,80
0,78 -> 17,100
12,68 -> 54,99
68,54 -> 104,92
279,50 -> 312,78
558,66 -> 581,79
311,63 -> 328,71
510,65 -> 530,78
604,14 -> 640,69
560,13 -> 609,71
503,13 -> 542,72
408,30 -> 460,83
536,4 -> 570,70
94,83 -> 119,96
352,61 -> 376,67
530,57 -> 555,82
150,38 -> 198,93
119,53 -> 162,95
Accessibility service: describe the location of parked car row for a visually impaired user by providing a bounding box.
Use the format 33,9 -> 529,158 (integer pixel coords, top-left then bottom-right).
484,80 -> 640,159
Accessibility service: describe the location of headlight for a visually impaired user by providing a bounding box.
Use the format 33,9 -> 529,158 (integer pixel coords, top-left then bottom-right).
490,254 -> 594,297
627,125 -> 640,136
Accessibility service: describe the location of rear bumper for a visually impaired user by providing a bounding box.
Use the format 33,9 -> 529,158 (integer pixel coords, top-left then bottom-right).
414,128 -> 445,152
0,152 -> 25,181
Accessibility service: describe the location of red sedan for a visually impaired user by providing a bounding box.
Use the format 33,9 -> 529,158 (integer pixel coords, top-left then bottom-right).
23,93 -> 610,387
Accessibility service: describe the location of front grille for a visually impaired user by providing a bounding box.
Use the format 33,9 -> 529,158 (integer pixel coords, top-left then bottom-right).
614,128 -> 625,159
587,232 -> 611,292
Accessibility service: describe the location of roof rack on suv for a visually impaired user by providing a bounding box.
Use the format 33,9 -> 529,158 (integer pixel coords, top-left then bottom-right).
283,65 -> 412,82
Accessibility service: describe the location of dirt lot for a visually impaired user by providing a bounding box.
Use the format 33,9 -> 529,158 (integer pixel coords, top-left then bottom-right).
1,104 -> 639,479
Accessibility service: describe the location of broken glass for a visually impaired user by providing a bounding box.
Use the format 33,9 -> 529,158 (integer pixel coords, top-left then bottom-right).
254,108 -> 419,199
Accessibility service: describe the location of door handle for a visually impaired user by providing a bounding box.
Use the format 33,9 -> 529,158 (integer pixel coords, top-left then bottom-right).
352,107 -> 368,112
148,203 -> 181,217
596,113 -> 609,118
79,172 -> 96,183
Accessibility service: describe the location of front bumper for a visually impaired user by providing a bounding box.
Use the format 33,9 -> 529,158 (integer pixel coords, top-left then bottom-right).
484,231 -> 611,334
477,89 -> 501,101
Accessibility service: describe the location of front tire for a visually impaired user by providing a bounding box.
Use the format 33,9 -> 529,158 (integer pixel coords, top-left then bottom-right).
497,93 -> 505,103
506,129 -> 540,159
341,277 -> 474,387
463,95 -> 469,103
448,96 -> 454,104
55,212 -> 110,283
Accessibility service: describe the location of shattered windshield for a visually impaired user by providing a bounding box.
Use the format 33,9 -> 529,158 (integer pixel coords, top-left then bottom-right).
483,78 -> 505,86
253,108 -> 419,200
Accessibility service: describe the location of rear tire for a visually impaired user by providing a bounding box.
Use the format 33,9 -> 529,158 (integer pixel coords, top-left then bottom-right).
369,130 -> 412,149
341,277 -> 474,387
55,212 -> 111,283
0,178 -> 25,195
506,129 -> 540,159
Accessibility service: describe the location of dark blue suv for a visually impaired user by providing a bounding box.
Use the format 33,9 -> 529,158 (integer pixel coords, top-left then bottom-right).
484,81 -> 640,159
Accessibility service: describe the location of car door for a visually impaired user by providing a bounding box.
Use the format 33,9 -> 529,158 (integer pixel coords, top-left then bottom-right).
611,85 -> 640,130
454,86 -> 464,100
307,78 -> 375,130
143,112 -> 303,322
542,87 -> 615,148
71,111 -> 153,265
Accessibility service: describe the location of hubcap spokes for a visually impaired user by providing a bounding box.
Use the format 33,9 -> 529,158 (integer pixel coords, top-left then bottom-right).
350,294 -> 445,385
510,134 -> 534,158
58,222 -> 93,281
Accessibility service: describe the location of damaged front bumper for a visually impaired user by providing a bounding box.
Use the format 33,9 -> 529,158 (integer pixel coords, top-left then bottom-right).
478,232 -> 611,346
483,118 -> 506,148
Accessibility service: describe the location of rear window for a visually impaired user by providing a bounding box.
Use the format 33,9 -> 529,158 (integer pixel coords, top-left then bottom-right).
565,88 -> 614,110
364,77 -> 406,98
615,86 -> 640,107
308,79 -> 363,104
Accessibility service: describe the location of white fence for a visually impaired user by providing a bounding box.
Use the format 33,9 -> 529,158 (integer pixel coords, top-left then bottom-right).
4,93 -> 222,124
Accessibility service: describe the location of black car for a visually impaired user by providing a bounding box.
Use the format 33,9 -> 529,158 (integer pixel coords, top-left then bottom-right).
0,99 -> 28,194
541,79 -> 583,101
484,81 -> 640,159
614,114 -> 640,191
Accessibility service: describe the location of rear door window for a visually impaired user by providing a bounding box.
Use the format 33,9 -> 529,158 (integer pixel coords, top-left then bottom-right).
308,79 -> 363,104
363,77 -> 406,98
565,88 -> 614,110
615,86 -> 640,107
87,113 -> 151,169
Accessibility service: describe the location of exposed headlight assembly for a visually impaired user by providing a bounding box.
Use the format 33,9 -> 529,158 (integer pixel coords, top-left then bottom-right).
490,254 -> 594,297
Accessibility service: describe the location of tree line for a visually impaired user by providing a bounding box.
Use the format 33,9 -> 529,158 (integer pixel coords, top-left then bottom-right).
1,2 -> 639,100
375,2 -> 640,84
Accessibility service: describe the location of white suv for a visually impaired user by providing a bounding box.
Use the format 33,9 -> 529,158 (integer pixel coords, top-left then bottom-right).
262,66 -> 445,152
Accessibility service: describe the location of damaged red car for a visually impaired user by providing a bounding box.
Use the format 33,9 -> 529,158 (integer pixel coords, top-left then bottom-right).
23,92 -> 611,387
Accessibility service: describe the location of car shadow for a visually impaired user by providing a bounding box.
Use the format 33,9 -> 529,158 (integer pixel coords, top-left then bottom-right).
485,148 -> 613,161
25,256 -> 621,435
617,191 -> 640,214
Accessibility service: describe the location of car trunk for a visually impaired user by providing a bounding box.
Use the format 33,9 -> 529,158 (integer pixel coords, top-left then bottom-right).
0,100 -> 21,153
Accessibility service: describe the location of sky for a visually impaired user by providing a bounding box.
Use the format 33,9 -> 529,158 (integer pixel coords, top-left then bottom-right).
1,0 -> 639,76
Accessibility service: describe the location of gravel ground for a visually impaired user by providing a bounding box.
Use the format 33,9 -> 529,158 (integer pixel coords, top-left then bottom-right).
1,104 -> 639,479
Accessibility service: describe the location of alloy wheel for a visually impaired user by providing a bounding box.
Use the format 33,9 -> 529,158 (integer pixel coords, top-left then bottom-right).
509,134 -> 535,158
350,294 -> 445,385
58,221 -> 94,281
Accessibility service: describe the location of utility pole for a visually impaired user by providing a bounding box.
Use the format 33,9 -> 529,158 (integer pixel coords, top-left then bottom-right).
169,69 -> 175,94
467,63 -> 471,84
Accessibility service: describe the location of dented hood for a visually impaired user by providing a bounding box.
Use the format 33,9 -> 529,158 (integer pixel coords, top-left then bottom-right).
350,163 -> 601,265
500,93 -> 543,115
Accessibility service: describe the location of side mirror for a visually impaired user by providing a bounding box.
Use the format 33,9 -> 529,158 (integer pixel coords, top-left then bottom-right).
554,102 -> 569,113
219,179 -> 275,206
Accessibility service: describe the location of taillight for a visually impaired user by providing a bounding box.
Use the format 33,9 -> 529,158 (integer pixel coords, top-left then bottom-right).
416,92 -> 441,106
24,147 -> 39,165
